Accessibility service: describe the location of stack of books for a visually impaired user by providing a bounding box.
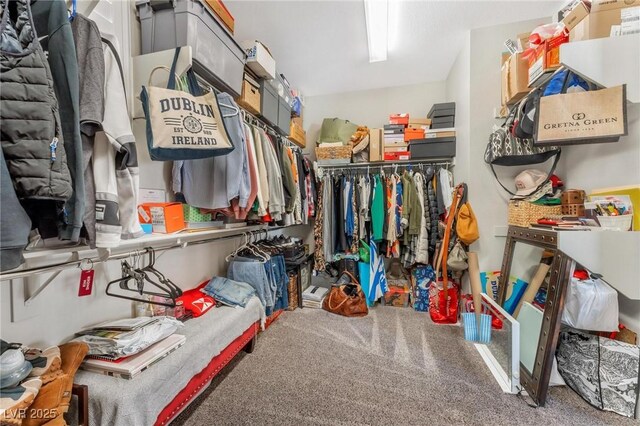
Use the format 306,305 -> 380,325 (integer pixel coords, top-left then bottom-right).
302,285 -> 329,309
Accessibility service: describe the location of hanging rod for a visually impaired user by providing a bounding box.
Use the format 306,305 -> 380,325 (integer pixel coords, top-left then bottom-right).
0,225 -> 294,282
317,159 -> 453,172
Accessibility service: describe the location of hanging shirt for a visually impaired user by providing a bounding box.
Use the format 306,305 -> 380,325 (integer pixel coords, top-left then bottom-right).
252,127 -> 269,216
237,124 -> 259,220
371,175 -> 384,241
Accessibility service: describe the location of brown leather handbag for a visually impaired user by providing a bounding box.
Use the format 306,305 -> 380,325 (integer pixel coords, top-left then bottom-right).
322,272 -> 368,317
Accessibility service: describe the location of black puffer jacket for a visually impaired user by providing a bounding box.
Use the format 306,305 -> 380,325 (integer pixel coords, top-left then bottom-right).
0,0 -> 72,201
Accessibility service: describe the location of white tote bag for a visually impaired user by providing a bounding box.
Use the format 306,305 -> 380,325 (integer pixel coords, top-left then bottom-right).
562,276 -> 619,332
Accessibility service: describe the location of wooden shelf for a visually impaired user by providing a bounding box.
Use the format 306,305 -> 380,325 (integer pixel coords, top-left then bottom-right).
557,230 -> 640,300
560,34 -> 640,103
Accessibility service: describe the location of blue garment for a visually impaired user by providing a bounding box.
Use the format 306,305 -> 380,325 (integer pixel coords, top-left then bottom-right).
228,257 -> 272,310
270,255 -> 289,311
201,277 -> 255,308
172,93 -> 250,209
345,177 -> 354,240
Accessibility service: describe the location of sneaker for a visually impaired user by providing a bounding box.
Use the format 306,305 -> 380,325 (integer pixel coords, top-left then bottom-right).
24,347 -> 62,385
0,378 -> 42,425
0,350 -> 32,389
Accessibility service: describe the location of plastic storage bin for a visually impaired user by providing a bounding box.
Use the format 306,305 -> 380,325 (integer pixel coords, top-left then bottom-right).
137,0 -> 245,97
598,215 -> 633,231
260,80 -> 279,126
277,97 -> 291,136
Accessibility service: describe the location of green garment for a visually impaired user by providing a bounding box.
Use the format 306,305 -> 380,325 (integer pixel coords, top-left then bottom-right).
371,175 -> 384,241
402,171 -> 422,238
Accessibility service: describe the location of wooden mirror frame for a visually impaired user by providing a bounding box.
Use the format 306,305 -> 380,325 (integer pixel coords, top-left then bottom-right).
498,226 -> 573,406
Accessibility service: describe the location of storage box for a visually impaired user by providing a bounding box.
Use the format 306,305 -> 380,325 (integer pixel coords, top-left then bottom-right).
316,143 -> 353,165
384,144 -> 409,153
427,102 -> 455,118
182,204 -> 212,222
528,32 -> 569,86
277,97 -> 291,136
369,128 -> 383,162
384,151 -> 411,161
139,203 -> 185,234
289,120 -> 306,148
389,113 -> 409,126
202,0 -> 234,34
502,52 -> 531,106
240,40 -> 276,80
570,4 -> 639,41
383,286 -> 411,307
425,130 -> 456,139
562,1 -> 590,31
431,116 -> 455,125
429,108 -> 456,119
260,79 -> 279,126
431,122 -> 457,130
404,127 -> 425,141
236,74 -> 261,115
591,0 -> 640,12
517,32 -> 531,51
137,0 -> 245,97
409,118 -> 432,127
409,137 -> 456,159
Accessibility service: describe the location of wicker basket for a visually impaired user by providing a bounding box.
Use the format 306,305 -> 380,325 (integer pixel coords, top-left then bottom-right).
287,273 -> 299,311
508,200 -> 562,227
315,143 -> 352,161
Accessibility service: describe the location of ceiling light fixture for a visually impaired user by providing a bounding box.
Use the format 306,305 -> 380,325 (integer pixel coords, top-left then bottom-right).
364,0 -> 388,63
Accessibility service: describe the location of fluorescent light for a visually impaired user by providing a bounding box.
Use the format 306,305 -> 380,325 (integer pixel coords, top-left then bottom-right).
364,0 -> 388,63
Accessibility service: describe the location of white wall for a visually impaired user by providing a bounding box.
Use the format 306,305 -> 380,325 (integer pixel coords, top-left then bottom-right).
304,81 -> 448,153
0,1 -> 311,348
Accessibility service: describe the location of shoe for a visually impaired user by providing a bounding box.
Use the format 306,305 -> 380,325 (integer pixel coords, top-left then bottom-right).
24,347 -> 62,385
0,378 -> 42,425
0,350 -> 32,389
22,343 -> 88,426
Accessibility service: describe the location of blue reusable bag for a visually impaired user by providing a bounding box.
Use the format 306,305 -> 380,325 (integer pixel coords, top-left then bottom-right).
140,47 -> 235,161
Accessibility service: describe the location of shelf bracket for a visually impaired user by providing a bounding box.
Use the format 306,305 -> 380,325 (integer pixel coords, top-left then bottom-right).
24,252 -> 79,306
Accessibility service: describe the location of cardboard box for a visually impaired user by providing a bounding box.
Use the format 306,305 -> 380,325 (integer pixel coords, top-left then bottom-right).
592,0 -> 640,12
425,130 -> 456,138
292,116 -> 303,127
383,286 -> 411,307
236,76 -> 261,115
384,151 -> 410,161
502,52 -> 530,106
139,203 -> 185,234
528,32 -> 569,86
241,40 -> 276,80
389,114 -> 409,126
203,0 -> 234,34
369,128 -> 383,162
408,118 -> 431,126
517,32 -> 531,51
384,144 -> 410,153
404,128 -> 425,141
289,121 -> 306,148
562,1 -> 591,31
570,6 -> 638,41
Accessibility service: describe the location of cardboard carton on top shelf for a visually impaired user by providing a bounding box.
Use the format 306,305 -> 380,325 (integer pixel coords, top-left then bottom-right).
591,0 -> 640,12
502,52 -> 530,106
369,128 -> 383,162
561,1 -> 591,31
570,1 -> 640,41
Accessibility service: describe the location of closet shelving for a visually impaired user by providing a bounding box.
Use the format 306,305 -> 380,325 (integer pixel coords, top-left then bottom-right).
560,33 -> 640,103
0,224 -> 301,282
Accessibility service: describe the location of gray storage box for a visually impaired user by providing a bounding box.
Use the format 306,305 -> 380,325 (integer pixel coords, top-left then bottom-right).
428,102 -> 456,118
431,121 -> 455,130
260,80 -> 279,126
137,0 -> 245,97
432,116 -> 455,125
409,137 -> 456,158
430,108 -> 456,118
277,98 -> 291,136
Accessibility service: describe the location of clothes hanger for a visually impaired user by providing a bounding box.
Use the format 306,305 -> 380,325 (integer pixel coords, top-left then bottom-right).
140,248 -> 182,299
68,0 -> 77,21
105,260 -> 177,307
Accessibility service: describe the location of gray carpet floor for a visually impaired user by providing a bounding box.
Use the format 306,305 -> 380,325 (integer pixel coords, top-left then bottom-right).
172,307 -> 636,426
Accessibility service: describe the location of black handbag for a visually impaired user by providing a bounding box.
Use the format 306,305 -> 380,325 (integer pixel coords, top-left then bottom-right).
484,102 -> 561,195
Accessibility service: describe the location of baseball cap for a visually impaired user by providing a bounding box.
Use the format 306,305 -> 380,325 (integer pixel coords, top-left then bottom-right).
514,169 -> 547,196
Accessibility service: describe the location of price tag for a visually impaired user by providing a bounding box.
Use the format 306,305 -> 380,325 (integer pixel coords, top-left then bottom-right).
78,260 -> 94,297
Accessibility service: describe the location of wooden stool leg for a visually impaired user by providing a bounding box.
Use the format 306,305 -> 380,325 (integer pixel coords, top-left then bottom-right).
72,384 -> 89,426
242,336 -> 256,354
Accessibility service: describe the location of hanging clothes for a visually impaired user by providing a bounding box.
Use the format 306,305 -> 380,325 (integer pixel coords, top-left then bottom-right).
252,127 -> 270,216
313,178 -> 326,271
371,175 -> 384,242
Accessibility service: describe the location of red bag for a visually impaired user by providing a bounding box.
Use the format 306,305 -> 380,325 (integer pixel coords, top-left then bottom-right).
429,279 -> 459,324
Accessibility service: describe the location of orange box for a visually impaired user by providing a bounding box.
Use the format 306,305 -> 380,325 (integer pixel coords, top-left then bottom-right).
138,203 -> 185,234
389,113 -> 409,126
384,151 -> 411,161
404,127 -> 425,142
528,32 -> 569,86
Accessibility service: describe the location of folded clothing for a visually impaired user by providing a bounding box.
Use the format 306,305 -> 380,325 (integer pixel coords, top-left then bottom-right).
177,281 -> 216,317
72,317 -> 182,358
201,277 -> 256,308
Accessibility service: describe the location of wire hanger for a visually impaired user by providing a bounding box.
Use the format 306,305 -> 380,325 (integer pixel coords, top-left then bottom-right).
106,257 -> 178,307
68,0 -> 77,21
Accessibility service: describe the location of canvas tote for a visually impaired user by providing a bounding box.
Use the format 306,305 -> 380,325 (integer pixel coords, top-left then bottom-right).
535,85 -> 627,146
140,47 -> 235,161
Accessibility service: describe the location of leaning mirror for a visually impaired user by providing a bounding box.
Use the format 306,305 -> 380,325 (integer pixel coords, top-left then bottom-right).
497,226 -> 573,406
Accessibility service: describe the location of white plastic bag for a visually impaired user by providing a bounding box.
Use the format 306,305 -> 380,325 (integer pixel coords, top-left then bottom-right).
562,277 -> 619,332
